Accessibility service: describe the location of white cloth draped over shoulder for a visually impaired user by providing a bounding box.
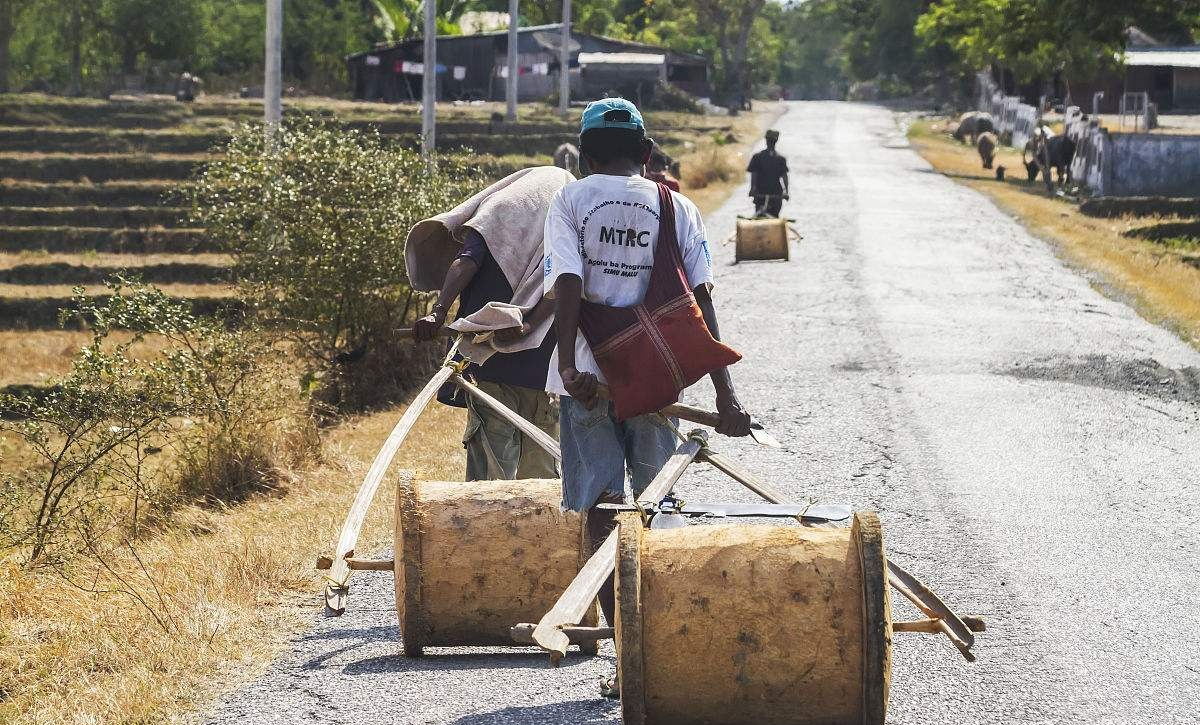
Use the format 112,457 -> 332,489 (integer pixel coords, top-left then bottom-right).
404,165 -> 575,363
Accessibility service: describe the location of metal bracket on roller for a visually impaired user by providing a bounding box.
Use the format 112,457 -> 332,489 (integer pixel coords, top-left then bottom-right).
595,498 -> 854,527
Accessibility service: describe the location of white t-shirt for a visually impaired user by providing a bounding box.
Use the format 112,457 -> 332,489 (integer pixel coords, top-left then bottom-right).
542,173 -> 714,396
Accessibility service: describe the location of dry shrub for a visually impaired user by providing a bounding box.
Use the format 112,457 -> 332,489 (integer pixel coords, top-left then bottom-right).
320,333 -> 446,413
0,402 -> 468,725
172,378 -> 319,505
681,144 -> 738,190
0,280 -> 317,564
188,118 -> 482,411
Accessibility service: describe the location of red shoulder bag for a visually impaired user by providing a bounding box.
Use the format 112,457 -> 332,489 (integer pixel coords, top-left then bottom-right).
579,182 -> 741,420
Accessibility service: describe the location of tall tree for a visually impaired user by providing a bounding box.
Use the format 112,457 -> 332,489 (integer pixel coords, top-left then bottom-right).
691,0 -> 766,109
917,0 -> 1200,81
776,0 -> 851,99
65,0 -> 85,95
0,0 -> 15,92
103,0 -> 200,75
872,0 -> 925,82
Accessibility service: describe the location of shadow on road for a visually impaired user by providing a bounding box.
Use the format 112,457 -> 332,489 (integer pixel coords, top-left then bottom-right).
446,699 -> 619,725
339,648 -> 609,675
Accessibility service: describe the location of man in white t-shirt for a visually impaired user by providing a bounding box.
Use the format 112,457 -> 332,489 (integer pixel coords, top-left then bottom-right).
544,98 -> 751,508
544,102 -> 751,689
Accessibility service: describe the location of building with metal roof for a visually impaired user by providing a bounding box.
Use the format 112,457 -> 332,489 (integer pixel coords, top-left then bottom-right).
1125,47 -> 1200,69
1121,45 -> 1200,110
346,24 -> 709,104
1063,42 -> 1200,113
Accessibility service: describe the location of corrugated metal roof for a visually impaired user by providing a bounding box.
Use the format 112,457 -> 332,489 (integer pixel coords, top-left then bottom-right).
348,24 -> 706,64
1125,47 -> 1200,68
578,52 -> 665,65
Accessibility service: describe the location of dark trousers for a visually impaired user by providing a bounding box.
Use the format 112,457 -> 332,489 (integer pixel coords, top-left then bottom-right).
753,195 -> 783,217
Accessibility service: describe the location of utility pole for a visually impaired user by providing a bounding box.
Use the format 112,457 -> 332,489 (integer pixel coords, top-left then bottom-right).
558,0 -> 570,118
264,0 -> 283,135
505,0 -> 518,122
422,0 -> 437,157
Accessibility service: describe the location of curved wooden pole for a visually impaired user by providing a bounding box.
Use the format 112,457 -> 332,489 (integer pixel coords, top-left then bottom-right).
450,374 -> 562,463
322,343 -> 460,615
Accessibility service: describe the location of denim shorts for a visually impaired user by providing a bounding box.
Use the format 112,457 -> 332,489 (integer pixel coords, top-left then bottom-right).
558,396 -> 678,511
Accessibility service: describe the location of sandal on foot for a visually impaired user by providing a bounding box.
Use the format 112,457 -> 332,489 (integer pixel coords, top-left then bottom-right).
599,676 -> 619,699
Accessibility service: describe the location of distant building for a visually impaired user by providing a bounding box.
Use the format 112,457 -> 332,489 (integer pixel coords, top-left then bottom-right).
1060,45 -> 1200,113
989,28 -> 1200,113
1116,46 -> 1200,110
346,24 -> 709,104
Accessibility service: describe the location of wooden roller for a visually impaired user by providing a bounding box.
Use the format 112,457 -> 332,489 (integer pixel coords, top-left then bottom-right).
394,477 -> 599,656
615,512 -> 891,725
735,217 -> 790,262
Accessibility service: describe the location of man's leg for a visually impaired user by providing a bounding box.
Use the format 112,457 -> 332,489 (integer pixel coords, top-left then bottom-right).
558,397 -> 626,511
767,195 -> 783,217
511,386 -> 560,479
560,397 -> 628,626
621,413 -> 681,498
463,382 -> 523,480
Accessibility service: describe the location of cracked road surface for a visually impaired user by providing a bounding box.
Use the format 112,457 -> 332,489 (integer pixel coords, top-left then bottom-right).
205,102 -> 1200,724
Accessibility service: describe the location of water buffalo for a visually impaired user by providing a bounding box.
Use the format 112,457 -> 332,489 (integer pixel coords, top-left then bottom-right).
1021,126 -> 1055,178
1023,133 -> 1076,185
952,111 -> 995,144
976,131 -> 998,169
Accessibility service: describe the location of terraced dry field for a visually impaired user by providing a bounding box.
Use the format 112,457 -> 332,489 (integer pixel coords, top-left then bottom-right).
0,93 -> 744,391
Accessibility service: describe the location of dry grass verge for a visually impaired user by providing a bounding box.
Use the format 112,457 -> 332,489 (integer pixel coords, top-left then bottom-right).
0,282 -> 233,298
0,251 -> 230,270
908,118 -> 1200,348
0,400 -> 466,725
0,330 -> 176,385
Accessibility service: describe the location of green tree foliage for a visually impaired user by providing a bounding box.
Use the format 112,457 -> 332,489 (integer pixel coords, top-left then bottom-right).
917,0 -> 1200,81
5,0 -> 381,94
0,0 -> 19,92
775,1 -> 850,99
3,0 -> 1199,104
105,0 -> 201,75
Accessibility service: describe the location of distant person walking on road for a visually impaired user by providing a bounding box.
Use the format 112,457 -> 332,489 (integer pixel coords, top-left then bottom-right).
748,129 -> 789,217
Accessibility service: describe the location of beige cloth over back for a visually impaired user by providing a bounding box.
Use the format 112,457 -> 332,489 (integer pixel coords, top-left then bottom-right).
404,166 -> 575,363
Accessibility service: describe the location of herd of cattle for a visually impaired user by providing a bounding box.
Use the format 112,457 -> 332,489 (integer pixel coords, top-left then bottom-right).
951,110 -> 1077,186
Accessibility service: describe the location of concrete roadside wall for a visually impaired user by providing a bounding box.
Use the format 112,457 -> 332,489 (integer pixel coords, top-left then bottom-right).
1066,107 -> 1111,195
976,72 -> 1038,149
1108,133 -> 1200,197
1065,104 -> 1200,197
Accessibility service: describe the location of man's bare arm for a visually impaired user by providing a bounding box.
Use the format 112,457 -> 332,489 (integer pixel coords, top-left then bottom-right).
554,274 -> 598,407
413,257 -> 479,341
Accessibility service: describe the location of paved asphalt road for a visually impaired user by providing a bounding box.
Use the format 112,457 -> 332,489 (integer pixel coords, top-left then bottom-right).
205,102 -> 1200,724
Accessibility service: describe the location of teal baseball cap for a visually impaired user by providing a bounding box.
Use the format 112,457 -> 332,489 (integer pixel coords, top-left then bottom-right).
580,98 -> 645,134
